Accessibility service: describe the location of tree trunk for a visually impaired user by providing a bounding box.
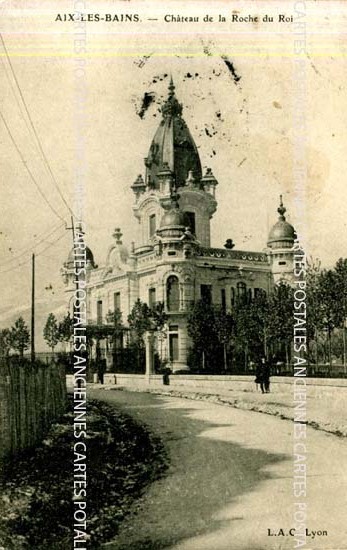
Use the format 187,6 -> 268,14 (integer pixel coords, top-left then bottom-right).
328,330 -> 332,372
202,350 -> 205,371
285,344 -> 289,370
315,328 -> 319,366
306,338 -> 310,367
223,344 -> 227,372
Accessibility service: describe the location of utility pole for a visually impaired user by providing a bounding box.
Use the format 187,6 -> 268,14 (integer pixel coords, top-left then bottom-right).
66,215 -> 77,301
65,215 -> 76,246
65,215 -> 81,321
70,215 -> 75,242
31,253 -> 35,362
70,216 -> 80,315
66,216 -> 86,387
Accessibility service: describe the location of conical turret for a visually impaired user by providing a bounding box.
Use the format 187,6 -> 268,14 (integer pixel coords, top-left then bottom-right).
144,79 -> 202,189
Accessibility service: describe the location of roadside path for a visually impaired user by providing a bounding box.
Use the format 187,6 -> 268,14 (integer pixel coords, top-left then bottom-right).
90,388 -> 347,550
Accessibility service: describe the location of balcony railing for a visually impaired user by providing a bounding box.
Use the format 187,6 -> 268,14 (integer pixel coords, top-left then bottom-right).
196,247 -> 268,263
147,300 -> 196,312
166,300 -> 196,313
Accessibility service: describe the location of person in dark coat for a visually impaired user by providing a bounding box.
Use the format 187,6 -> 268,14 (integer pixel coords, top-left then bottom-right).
97,358 -> 106,384
264,360 -> 271,393
255,357 -> 269,393
163,368 -> 170,386
255,359 -> 265,393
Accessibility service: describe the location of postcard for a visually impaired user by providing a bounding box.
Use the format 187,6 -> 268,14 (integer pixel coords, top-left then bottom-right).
0,1 -> 346,549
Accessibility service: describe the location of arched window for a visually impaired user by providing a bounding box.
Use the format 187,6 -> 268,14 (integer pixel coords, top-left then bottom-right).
200,284 -> 212,304
149,213 -> 156,238
221,289 -> 226,312
237,282 -> 246,297
237,282 -> 247,304
148,287 -> 156,308
230,287 -> 235,307
183,211 -> 196,235
97,300 -> 103,324
166,276 -> 180,311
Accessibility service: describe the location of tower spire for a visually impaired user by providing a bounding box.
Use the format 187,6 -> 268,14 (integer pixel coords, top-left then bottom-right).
143,79 -> 202,189
161,77 -> 182,118
168,75 -> 175,97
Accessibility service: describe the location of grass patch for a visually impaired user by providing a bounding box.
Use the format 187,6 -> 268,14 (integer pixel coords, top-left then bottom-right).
0,396 -> 168,549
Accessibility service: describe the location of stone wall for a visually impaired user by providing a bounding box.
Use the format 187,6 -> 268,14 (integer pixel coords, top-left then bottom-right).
96,373 -> 347,397
0,359 -> 67,471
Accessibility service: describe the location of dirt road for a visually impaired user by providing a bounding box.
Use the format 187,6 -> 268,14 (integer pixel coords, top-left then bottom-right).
90,388 -> 347,550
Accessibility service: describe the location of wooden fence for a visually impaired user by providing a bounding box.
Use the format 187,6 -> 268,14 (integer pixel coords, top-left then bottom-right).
0,358 -> 67,471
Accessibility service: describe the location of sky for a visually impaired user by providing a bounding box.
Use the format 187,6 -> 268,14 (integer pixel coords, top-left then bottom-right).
0,0 -> 346,350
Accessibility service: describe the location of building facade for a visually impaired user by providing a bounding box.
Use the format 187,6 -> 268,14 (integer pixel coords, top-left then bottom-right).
62,80 -> 296,372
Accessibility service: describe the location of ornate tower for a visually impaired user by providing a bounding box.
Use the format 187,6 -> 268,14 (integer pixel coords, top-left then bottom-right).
61,225 -> 96,308
267,196 -> 296,284
131,79 -> 218,253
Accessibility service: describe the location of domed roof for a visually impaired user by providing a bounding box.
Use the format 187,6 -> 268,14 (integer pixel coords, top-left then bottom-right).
145,79 -> 202,189
66,245 -> 96,269
268,196 -> 295,247
268,220 -> 295,242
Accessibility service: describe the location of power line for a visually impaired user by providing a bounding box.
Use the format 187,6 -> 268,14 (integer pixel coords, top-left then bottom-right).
1,222 -> 65,266
0,231 -> 67,275
0,33 -> 76,219
0,109 -> 66,223
3,223 -> 65,261
1,56 -> 37,157
0,220 -> 63,257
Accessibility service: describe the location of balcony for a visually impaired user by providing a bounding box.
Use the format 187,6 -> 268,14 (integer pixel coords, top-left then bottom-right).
166,300 -> 196,313
147,300 -> 196,313
196,247 -> 268,264
134,244 -> 154,255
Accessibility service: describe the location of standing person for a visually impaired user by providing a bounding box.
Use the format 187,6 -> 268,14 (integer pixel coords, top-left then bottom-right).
255,358 -> 265,393
264,358 -> 271,393
97,358 -> 106,385
163,367 -> 171,386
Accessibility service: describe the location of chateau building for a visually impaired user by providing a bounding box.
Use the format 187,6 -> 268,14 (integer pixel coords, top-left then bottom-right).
62,80 -> 296,372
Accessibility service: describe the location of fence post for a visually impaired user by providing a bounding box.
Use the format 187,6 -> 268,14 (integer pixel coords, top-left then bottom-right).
0,358 -> 67,474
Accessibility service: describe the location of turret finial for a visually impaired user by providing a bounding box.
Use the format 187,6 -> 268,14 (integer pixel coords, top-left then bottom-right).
161,77 -> 182,118
277,194 -> 286,220
113,227 -> 123,244
168,76 -> 175,97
